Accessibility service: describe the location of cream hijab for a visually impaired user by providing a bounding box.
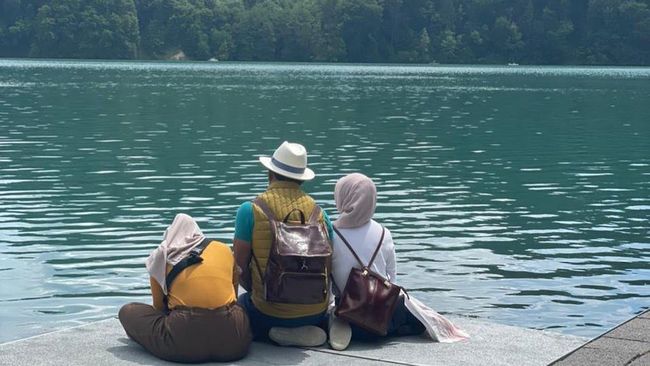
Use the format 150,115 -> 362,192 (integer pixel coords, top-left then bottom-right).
334,173 -> 377,229
145,213 -> 206,294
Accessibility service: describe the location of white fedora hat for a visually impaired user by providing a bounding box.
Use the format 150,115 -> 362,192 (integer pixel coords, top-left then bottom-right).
259,141 -> 315,181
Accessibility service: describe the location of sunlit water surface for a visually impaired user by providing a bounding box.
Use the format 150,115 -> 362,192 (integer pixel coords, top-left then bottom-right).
0,60 -> 648,342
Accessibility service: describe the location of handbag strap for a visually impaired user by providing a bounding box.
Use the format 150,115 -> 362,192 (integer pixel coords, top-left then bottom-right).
333,226 -> 385,270
251,197 -> 276,283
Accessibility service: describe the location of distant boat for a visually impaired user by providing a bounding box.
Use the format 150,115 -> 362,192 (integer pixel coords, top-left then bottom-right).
507,62 -> 519,66
208,58 -> 219,62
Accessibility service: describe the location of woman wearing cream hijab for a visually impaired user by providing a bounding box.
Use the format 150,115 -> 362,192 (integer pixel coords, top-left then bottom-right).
329,173 -> 468,350
118,214 -> 252,363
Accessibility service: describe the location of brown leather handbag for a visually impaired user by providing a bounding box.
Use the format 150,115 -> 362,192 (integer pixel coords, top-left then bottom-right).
334,226 -> 404,336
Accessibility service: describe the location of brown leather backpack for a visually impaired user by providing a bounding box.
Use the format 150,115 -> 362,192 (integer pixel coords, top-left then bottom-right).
251,197 -> 332,304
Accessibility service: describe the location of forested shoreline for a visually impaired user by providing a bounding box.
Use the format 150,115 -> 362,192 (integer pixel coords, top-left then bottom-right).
1,0 -> 649,65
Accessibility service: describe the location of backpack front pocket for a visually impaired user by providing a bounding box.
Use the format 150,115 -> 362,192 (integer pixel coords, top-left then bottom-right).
265,258 -> 328,304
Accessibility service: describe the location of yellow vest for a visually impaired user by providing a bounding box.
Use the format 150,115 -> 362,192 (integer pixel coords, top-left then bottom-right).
250,181 -> 329,318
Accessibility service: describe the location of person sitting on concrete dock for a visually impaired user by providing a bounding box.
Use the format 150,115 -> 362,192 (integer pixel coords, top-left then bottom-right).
118,213 -> 252,363
233,141 -> 335,347
329,173 -> 469,350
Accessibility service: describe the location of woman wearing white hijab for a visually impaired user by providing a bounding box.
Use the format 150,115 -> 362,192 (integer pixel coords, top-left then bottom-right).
329,173 -> 468,350
118,214 -> 252,363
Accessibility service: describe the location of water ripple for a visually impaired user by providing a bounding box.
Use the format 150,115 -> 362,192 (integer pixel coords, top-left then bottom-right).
0,61 -> 648,342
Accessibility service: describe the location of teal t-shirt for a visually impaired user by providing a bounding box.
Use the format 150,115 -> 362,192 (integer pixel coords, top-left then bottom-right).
234,201 -> 334,243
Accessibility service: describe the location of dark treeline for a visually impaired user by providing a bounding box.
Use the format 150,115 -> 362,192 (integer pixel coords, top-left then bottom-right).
1,0 -> 649,65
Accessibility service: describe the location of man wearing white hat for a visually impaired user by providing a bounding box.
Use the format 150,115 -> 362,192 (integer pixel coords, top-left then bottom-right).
233,141 -> 334,347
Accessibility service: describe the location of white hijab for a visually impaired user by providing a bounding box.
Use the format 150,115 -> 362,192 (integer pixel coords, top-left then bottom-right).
334,173 -> 377,229
145,213 -> 205,294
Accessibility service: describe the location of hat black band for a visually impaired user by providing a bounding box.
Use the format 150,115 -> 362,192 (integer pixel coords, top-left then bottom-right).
271,157 -> 305,174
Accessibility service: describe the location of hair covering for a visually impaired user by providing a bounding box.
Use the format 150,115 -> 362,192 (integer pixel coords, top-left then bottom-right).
145,213 -> 206,295
333,173 -> 377,229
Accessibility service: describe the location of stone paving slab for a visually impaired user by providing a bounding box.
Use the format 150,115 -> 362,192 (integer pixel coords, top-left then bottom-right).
0,316 -> 586,366
550,310 -> 650,366
550,347 -> 635,366
586,337 -> 650,355
606,317 -> 650,343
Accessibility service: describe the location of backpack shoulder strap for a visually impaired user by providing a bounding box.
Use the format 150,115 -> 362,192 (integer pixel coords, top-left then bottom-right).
367,226 -> 386,268
333,226 -> 366,269
250,197 -> 275,283
165,237 -> 212,291
334,226 -> 385,269
253,197 -> 276,222
308,205 -> 322,224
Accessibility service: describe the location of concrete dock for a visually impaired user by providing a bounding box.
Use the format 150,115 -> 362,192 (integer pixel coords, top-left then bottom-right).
550,309 -> 650,366
0,316 -> 586,366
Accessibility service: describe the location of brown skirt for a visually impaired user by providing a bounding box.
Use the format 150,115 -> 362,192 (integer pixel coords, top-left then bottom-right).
118,302 -> 252,363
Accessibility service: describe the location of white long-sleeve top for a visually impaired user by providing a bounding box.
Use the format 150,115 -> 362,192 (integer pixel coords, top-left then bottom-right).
331,219 -> 396,294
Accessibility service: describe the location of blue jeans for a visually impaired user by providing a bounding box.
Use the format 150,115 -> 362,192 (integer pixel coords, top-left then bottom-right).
237,292 -> 326,340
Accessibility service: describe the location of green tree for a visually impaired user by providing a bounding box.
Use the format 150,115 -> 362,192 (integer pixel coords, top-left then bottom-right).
417,27 -> 432,62
233,1 -> 278,60
168,0 -> 213,60
134,0 -> 172,57
206,0 -> 245,60
316,0 -> 346,61
31,0 -> 139,59
0,0 -> 649,65
273,0 -> 323,61
337,0 -> 383,62
438,29 -> 461,62
585,0 -> 650,64
210,29 -> 232,60
491,16 -> 524,62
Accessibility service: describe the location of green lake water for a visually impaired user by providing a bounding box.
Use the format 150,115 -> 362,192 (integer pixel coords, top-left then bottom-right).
0,60 -> 648,342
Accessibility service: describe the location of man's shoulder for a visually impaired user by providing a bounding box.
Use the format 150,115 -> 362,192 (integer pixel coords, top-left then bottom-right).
235,201 -> 254,224
237,201 -> 253,211
304,193 -> 318,204
259,188 -> 317,203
